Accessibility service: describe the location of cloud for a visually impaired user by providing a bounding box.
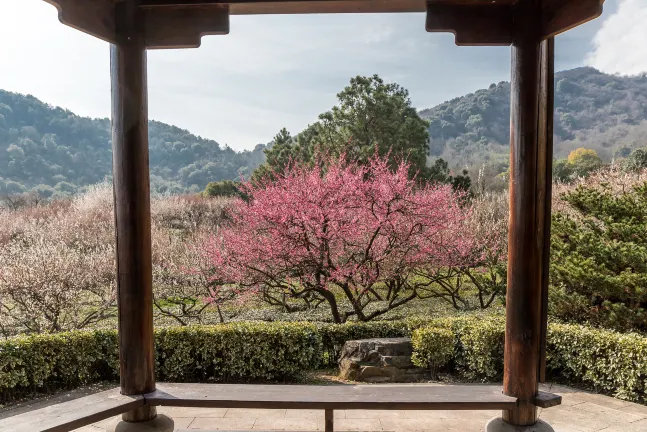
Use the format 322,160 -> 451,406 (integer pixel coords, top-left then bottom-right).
586,0 -> 647,75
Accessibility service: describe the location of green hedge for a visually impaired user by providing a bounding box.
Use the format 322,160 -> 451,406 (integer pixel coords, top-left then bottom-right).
411,327 -> 454,376
412,318 -> 647,403
2,318 -> 646,405
547,323 -> 647,402
155,322 -> 321,382
0,322 -> 320,404
0,330 -> 119,403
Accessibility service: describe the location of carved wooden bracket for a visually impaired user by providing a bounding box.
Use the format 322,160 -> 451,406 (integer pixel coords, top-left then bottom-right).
541,0 -> 604,39
142,5 -> 230,49
43,0 -> 603,48
43,0 -> 117,44
43,0 -> 229,49
426,3 -> 514,46
426,0 -> 604,47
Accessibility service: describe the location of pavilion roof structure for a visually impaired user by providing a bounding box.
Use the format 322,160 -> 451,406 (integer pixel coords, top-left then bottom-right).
44,0 -> 603,48
9,0 -> 608,431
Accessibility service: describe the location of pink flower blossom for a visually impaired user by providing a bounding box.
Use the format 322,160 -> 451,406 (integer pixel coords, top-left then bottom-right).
201,154 -> 482,323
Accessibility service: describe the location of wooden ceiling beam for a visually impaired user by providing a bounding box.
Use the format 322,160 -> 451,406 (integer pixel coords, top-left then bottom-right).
43,0 -> 116,44
140,0 -> 427,14
143,5 -> 230,49
41,0 -> 604,48
541,0 -> 604,39
427,0 -> 604,46
141,0 -> 226,5
228,0 -> 424,14
426,3 -> 514,46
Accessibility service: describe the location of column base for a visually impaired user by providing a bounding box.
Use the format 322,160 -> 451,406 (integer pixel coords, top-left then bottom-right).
108,414 -> 174,432
485,417 -> 555,432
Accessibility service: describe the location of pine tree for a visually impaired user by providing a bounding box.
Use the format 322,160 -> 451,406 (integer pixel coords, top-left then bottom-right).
550,182 -> 647,331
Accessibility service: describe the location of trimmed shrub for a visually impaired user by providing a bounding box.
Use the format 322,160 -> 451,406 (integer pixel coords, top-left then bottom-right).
2,318 -> 646,405
0,322 -> 320,404
455,317 -> 505,381
155,322 -> 321,382
411,316 -> 505,381
0,330 -> 118,403
412,318 -> 647,402
547,323 -> 647,402
411,327 -> 454,377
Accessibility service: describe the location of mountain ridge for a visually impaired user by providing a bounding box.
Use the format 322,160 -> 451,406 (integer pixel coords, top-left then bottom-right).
0,89 -> 266,196
419,66 -> 647,173
2,66 -> 647,196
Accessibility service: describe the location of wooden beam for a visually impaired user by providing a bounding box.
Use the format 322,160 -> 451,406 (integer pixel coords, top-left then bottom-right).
146,383 -> 519,410
111,0 -> 157,423
325,409 -> 334,432
503,0 -> 542,427
142,0 -> 225,5
534,391 -> 561,409
43,0 -> 116,44
142,5 -> 229,49
0,388 -> 143,432
542,0 -> 604,39
41,0 -> 606,33
538,37 -> 555,384
229,0 -> 425,14
142,0 -> 428,15
426,3 -> 513,46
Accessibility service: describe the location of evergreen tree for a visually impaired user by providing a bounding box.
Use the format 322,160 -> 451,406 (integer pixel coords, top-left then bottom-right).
256,75 -> 431,180
202,180 -> 244,198
623,147 -> 647,172
550,182 -> 647,331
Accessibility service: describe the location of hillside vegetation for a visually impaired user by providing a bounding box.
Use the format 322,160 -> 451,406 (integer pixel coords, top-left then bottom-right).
420,67 -> 647,172
0,90 -> 265,196
3,67 -> 647,197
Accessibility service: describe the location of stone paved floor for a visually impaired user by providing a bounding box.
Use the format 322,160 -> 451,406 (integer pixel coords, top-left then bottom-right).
69,384 -> 647,432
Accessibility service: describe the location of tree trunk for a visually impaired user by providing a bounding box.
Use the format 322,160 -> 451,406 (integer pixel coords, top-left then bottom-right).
319,289 -> 343,323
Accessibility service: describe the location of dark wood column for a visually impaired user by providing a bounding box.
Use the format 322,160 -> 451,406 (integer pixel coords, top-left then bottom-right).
503,0 -> 554,426
538,37 -> 555,384
111,0 -> 156,423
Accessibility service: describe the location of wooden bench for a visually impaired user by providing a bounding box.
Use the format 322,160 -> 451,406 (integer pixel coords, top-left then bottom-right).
0,383 -> 561,432
0,388 -> 143,432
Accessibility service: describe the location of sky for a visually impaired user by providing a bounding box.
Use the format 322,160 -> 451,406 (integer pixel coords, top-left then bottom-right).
0,0 -> 644,151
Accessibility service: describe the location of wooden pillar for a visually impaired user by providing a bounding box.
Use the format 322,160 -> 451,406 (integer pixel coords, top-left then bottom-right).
538,37 -> 555,384
111,0 -> 156,423
503,0 -> 553,426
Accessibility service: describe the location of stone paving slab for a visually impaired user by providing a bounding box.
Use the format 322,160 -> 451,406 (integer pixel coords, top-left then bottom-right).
37,383 -> 647,432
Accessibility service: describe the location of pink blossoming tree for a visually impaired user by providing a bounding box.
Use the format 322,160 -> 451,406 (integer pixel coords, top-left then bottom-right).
202,155 -> 482,323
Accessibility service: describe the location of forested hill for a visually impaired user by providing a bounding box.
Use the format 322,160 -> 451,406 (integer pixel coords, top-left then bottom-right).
0,90 -> 266,196
3,67 -> 647,197
420,67 -> 647,172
